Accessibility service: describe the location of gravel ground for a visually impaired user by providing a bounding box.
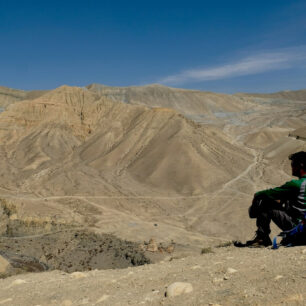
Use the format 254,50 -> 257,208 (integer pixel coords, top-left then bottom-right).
0,245 -> 305,305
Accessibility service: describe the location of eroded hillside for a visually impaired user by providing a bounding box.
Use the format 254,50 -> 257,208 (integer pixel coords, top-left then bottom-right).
0,84 -> 305,250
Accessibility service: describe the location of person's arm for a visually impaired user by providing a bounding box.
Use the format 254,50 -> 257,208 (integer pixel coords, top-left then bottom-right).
255,179 -> 300,202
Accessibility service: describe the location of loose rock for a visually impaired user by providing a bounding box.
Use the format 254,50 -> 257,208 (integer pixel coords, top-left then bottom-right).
70,272 -> 87,279
11,279 -> 26,286
0,255 -> 10,275
166,282 -> 193,297
147,238 -> 158,252
212,278 -> 223,284
274,275 -> 283,280
226,268 -> 237,274
96,295 -> 110,303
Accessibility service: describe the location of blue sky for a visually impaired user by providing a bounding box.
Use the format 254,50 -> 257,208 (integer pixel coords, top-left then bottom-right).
0,0 -> 306,93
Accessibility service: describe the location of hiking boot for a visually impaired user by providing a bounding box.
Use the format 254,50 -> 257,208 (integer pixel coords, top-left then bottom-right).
245,234 -> 272,248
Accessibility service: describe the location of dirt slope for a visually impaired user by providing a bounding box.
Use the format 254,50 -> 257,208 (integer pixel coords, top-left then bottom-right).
0,245 -> 304,305
289,126 -> 306,140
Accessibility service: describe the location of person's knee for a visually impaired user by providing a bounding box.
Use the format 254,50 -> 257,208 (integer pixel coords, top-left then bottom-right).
249,193 -> 281,218
249,196 -> 264,218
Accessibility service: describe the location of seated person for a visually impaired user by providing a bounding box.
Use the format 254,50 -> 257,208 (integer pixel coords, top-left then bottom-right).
246,151 -> 306,247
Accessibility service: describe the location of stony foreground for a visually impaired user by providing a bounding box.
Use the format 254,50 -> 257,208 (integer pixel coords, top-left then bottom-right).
0,246 -> 305,305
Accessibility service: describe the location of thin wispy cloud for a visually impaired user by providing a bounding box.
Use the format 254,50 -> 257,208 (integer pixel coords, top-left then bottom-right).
158,46 -> 306,85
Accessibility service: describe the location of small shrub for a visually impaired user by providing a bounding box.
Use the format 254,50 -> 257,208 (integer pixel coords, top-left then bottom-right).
201,247 -> 214,254
215,241 -> 233,248
0,199 -> 17,217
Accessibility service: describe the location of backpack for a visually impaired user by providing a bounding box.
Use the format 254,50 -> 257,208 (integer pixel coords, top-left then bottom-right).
272,213 -> 306,249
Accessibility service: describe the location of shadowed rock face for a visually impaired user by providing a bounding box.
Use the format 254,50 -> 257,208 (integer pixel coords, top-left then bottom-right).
0,198 -> 150,278
0,252 -> 49,278
0,230 -> 150,277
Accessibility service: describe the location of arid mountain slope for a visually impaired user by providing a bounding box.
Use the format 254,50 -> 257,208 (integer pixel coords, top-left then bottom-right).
0,86 -> 47,109
0,85 -> 305,248
238,89 -> 306,101
0,87 -> 26,109
0,86 -> 252,197
86,84 -> 306,147
86,83 -> 259,118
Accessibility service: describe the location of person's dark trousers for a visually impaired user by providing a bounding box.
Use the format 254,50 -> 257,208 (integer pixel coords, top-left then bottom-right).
249,196 -> 296,237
